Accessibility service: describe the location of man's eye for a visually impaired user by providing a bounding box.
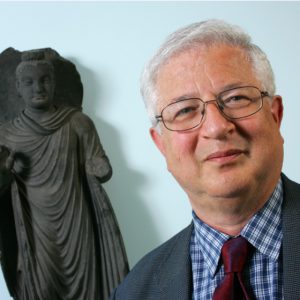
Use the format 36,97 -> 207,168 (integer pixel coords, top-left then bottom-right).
174,106 -> 197,119
223,95 -> 252,107
226,95 -> 246,102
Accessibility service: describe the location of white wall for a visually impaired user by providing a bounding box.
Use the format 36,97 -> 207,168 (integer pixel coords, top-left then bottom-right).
0,1 -> 299,298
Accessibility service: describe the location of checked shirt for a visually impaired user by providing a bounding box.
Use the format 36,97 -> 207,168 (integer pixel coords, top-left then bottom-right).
190,179 -> 283,299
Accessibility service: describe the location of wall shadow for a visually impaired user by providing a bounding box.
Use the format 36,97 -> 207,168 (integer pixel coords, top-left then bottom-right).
72,58 -> 160,267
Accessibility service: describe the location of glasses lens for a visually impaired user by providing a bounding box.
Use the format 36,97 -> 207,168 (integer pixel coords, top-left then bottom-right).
218,86 -> 263,119
162,98 -> 205,131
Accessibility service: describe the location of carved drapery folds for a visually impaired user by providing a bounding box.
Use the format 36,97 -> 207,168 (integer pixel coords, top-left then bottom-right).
0,48 -> 129,300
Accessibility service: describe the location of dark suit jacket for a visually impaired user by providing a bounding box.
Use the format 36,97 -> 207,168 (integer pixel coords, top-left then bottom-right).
111,174 -> 300,299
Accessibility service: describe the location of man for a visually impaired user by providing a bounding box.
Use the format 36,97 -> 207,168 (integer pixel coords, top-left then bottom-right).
111,20 -> 300,299
0,50 -> 128,300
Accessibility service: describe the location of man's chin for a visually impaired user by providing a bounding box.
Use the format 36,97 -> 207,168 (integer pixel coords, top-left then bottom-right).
203,172 -> 252,198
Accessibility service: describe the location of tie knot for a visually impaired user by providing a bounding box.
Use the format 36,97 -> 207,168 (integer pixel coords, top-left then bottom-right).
221,236 -> 250,273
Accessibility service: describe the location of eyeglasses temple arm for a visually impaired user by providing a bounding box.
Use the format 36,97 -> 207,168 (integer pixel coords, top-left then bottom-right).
261,91 -> 270,98
155,115 -> 162,122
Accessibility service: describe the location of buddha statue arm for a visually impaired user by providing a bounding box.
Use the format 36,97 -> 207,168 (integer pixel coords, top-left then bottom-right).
71,111 -> 113,183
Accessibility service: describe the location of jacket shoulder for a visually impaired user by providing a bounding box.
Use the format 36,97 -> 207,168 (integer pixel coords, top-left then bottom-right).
281,173 -> 300,299
282,173 -> 300,212
111,224 -> 193,300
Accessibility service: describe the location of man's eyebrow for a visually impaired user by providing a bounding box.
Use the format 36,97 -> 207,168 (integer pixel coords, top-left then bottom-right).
218,82 -> 249,92
168,94 -> 199,104
167,82 -> 247,103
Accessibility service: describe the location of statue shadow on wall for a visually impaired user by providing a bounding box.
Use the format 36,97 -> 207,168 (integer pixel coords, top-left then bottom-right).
70,58 -> 161,266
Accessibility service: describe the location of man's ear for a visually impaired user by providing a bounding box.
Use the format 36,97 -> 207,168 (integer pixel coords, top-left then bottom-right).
270,95 -> 284,128
150,127 -> 166,156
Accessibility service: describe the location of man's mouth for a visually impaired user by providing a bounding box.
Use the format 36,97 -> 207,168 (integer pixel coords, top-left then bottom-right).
205,149 -> 245,163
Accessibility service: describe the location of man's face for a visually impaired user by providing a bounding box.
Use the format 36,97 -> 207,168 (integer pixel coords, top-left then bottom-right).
16,63 -> 55,110
151,45 -> 284,214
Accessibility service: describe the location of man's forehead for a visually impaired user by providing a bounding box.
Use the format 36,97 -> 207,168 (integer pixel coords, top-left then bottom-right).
158,46 -> 254,83
155,45 -> 259,108
161,44 -> 248,69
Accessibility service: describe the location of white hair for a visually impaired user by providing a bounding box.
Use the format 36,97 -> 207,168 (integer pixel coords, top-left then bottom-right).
140,19 -> 276,126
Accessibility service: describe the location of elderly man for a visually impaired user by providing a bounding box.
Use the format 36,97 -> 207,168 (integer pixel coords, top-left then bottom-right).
111,20 -> 300,299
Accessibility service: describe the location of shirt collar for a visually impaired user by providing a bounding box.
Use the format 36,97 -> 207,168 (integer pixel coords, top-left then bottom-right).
192,211 -> 228,277
192,178 -> 283,277
241,178 -> 283,261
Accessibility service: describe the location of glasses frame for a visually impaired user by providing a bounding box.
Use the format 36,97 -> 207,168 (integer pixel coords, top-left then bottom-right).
155,86 -> 270,132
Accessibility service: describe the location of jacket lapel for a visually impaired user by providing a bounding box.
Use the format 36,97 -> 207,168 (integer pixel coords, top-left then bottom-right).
157,224 -> 193,300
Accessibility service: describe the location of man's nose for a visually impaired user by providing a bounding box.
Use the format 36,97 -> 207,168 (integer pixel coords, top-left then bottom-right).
200,101 -> 235,139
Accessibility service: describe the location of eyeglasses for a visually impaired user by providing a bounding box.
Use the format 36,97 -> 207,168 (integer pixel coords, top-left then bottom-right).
155,86 -> 270,132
